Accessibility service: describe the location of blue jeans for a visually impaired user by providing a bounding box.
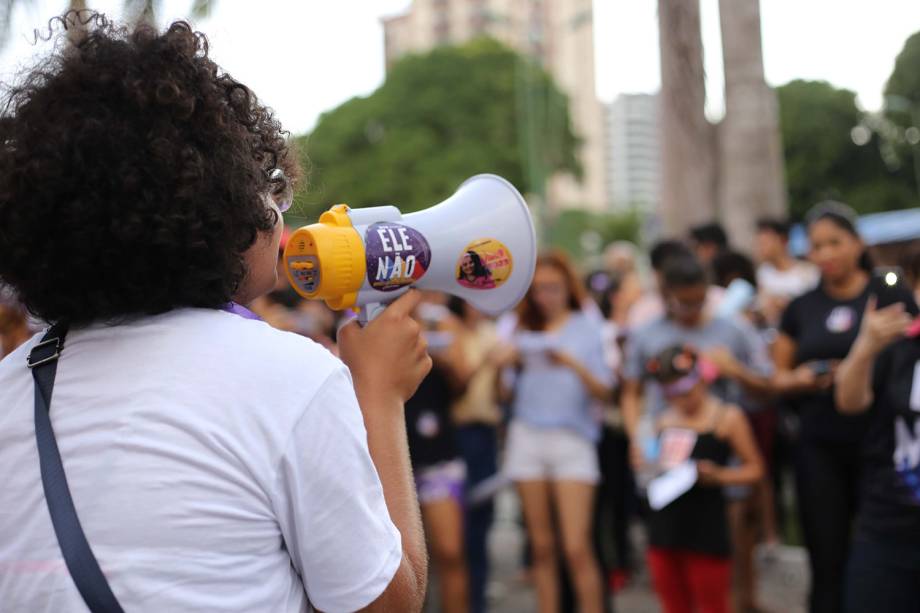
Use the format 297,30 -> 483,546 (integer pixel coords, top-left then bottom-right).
456,424 -> 498,613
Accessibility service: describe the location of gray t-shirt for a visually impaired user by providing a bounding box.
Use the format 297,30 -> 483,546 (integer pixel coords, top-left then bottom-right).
624,315 -> 773,416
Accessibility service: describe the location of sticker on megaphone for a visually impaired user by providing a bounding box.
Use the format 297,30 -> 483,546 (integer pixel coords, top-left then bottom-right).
283,174 -> 537,323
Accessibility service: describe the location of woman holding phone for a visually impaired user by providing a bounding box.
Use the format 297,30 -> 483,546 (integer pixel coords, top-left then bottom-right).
772,202 -> 917,613
500,251 -> 614,613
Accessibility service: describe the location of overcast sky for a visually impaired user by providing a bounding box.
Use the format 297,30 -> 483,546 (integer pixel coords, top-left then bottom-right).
1,1 -> 918,135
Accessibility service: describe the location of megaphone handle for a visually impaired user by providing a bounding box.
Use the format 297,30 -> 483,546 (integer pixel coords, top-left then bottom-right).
357,302 -> 387,326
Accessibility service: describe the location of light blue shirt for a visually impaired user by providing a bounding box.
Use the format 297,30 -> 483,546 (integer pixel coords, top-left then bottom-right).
511,312 -> 614,441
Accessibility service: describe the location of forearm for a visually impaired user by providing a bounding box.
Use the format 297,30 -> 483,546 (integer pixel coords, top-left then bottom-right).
771,368 -> 810,395
835,340 -> 877,414
732,367 -> 774,397
441,342 -> 475,391
621,383 -> 641,439
572,362 -> 613,401
495,368 -> 514,405
716,461 -> 763,487
771,333 -> 806,396
770,370 -> 795,395
355,391 -> 427,611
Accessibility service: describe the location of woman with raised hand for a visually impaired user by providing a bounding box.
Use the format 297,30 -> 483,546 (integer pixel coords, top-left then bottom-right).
835,296 -> 920,613
772,201 -> 917,613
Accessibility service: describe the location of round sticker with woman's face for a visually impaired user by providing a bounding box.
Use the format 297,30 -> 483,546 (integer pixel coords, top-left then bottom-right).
456,238 -> 513,290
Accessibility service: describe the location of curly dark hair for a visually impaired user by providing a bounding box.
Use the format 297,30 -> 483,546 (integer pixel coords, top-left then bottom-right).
0,12 -> 300,326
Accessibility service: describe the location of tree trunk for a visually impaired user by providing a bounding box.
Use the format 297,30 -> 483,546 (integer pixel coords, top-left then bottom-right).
657,0 -> 717,238
718,0 -> 786,251
66,0 -> 88,46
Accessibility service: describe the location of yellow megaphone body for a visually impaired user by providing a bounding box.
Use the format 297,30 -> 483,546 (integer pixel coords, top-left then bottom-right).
284,174 -> 537,322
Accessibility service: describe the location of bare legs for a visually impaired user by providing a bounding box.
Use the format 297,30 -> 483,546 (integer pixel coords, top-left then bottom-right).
518,480 -> 604,613
422,497 -> 469,613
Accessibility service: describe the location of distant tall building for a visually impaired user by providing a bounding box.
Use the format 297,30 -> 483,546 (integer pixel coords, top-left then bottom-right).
382,0 -> 607,213
607,94 -> 660,213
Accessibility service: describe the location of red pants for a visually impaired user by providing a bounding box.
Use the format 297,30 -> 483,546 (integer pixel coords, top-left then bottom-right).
647,548 -> 732,613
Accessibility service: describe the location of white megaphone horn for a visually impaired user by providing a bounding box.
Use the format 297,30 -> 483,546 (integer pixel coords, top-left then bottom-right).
284,174 -> 537,322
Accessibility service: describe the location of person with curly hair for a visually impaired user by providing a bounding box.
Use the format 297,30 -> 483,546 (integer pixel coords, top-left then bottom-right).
0,12 -> 429,613
0,285 -> 34,358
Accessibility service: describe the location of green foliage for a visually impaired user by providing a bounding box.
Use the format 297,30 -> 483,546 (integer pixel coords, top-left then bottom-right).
544,208 -> 641,263
777,79 -> 915,218
882,31 -> 920,197
292,37 -> 580,221
884,31 -> 920,127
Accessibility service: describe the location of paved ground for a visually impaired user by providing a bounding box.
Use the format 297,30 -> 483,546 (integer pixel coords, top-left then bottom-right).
428,490 -> 810,612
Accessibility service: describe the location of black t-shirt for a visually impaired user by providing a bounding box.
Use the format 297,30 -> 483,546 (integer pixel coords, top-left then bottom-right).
858,338 -> 920,546
405,365 -> 459,469
779,277 -> 918,443
648,430 -> 733,557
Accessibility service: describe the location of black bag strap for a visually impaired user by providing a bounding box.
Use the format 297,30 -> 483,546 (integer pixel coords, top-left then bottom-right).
29,323 -> 125,613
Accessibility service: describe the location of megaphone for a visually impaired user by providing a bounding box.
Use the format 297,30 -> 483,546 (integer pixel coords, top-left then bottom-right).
284,174 -> 536,322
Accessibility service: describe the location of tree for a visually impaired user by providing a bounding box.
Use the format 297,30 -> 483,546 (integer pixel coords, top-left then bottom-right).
544,209 -> 640,264
657,0 -> 716,235
292,37 -> 579,222
717,0 -> 786,248
885,31 -> 920,126
123,0 -> 213,27
776,79 -> 914,217
883,30 -> 920,200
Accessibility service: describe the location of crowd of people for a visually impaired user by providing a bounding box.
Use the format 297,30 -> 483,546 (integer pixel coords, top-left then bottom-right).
9,199 -> 912,613
1,14 -> 919,613
260,204 -> 913,613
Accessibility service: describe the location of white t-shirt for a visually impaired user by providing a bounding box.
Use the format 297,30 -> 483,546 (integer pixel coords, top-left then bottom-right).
757,261 -> 819,300
0,308 -> 401,613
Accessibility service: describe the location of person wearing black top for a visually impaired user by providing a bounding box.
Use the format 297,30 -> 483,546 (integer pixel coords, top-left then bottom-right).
835,297 -> 920,613
406,296 -> 469,613
643,345 -> 763,613
773,202 -> 919,613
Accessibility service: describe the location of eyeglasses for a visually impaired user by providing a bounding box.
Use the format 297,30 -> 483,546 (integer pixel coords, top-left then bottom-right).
267,168 -> 294,213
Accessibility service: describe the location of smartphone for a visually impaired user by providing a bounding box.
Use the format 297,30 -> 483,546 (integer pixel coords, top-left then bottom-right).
514,331 -> 559,356
808,360 -> 833,376
874,266 -> 907,309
